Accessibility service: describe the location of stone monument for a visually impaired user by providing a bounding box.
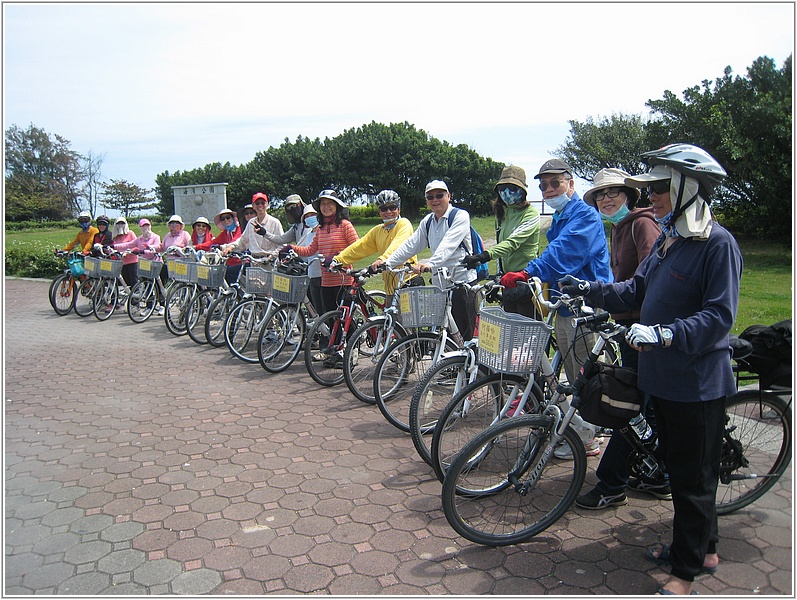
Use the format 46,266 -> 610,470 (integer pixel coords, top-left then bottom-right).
172,183 -> 228,226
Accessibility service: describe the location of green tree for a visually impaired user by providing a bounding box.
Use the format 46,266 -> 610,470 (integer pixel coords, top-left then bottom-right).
102,179 -> 158,218
4,123 -> 85,221
645,55 -> 792,239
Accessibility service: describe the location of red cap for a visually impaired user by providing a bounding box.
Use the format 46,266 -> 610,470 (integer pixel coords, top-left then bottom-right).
252,192 -> 269,204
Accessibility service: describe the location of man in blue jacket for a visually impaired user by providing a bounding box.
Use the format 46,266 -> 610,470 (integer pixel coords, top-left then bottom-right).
501,158 -> 613,457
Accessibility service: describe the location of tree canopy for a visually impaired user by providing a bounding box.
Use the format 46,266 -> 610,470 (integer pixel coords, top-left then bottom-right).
102,179 -> 158,218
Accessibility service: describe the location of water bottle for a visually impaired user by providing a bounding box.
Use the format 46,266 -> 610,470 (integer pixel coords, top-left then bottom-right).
629,414 -> 653,444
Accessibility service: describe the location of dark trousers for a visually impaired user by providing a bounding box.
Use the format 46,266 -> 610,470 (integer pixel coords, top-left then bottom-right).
307,277 -> 323,317
121,263 -> 138,288
653,395 -> 725,582
451,286 -> 478,341
319,285 -> 345,316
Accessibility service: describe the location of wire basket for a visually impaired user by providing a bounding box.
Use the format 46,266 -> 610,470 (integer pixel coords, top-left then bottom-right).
166,259 -> 197,283
137,257 -> 163,280
244,267 -> 273,295
98,258 -> 124,278
195,263 -> 228,288
476,307 -> 552,374
271,273 -> 309,304
83,256 -> 101,277
397,286 -> 448,328
67,255 -> 85,277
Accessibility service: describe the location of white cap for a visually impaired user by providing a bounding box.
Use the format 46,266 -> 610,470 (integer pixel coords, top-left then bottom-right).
425,180 -> 449,194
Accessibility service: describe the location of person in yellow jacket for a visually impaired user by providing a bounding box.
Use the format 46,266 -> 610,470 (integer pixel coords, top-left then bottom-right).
62,211 -> 99,254
332,190 -> 417,299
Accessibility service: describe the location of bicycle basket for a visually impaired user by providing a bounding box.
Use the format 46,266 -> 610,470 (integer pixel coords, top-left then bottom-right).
83,256 -> 101,277
98,258 -> 124,278
244,267 -> 273,295
166,259 -> 197,283
195,263 -> 228,288
397,286 -> 448,328
476,307 -> 552,374
137,257 -> 163,280
271,273 -> 309,304
68,255 -> 85,276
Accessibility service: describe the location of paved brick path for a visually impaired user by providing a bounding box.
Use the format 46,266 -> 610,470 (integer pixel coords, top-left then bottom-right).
4,277 -> 792,595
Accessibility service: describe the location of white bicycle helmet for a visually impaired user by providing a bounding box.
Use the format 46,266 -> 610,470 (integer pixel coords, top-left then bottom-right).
375,190 -> 401,208
641,143 -> 727,195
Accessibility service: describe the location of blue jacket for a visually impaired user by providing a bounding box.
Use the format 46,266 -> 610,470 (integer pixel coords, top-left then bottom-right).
585,224 -> 743,402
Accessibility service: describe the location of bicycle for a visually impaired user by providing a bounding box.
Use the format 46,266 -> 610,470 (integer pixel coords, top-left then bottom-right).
340,264 -> 416,405
163,247 -> 203,336
127,252 -> 170,323
371,268 -> 475,432
185,250 -> 232,345
89,247 -> 133,321
73,254 -> 104,317
302,262 -> 388,387
49,250 -> 88,316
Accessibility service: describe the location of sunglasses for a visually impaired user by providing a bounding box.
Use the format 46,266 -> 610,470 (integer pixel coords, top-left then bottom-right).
647,180 -> 671,196
593,188 -> 624,203
538,179 -> 567,191
378,204 -> 399,212
425,192 -> 446,201
220,215 -> 233,221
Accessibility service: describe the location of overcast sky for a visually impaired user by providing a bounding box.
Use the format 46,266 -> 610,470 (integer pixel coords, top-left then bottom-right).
3,2 -> 794,208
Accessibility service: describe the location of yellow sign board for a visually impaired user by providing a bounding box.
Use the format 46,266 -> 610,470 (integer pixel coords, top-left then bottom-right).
479,318 -> 500,354
173,262 -> 188,276
273,274 -> 290,293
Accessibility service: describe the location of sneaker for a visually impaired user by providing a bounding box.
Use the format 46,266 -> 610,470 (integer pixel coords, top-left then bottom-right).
628,477 -> 672,500
157,305 -> 165,316
554,437 -> 601,460
323,353 -> 344,369
575,488 -> 628,510
263,331 -> 280,343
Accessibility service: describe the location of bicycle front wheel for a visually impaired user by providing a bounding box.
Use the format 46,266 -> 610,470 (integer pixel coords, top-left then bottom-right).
431,374 -> 537,483
258,304 -> 306,373
74,278 -> 97,317
93,279 -> 118,321
373,332 -> 458,433
226,298 -> 272,363
304,309 -> 352,387
49,273 -> 76,316
343,318 -> 406,405
164,284 -> 192,336
186,290 -> 215,345
715,389 -> 792,515
205,293 -> 239,347
128,280 -> 157,323
441,415 -> 586,546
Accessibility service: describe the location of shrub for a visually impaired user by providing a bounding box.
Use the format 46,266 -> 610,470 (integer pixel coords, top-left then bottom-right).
5,240 -> 64,278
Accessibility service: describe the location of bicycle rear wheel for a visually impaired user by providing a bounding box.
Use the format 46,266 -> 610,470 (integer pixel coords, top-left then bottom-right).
74,278 -> 97,317
93,279 -> 117,321
258,304 -> 306,373
410,354 -> 490,467
441,415 -> 586,546
715,389 -> 792,515
226,298 -> 272,363
432,374 -> 538,483
343,318 -> 406,405
186,289 -> 215,345
49,273 -> 76,316
164,284 -> 192,336
373,332 -> 458,433
304,308 -> 365,387
205,292 -> 238,347
127,280 -> 157,323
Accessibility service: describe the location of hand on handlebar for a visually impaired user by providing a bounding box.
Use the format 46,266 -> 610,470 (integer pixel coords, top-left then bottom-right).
558,274 -> 591,297
499,270 -> 529,289
462,252 -> 489,270
625,323 -> 671,351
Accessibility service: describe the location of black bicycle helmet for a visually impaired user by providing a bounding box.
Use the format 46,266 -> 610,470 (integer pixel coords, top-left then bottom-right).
375,190 -> 401,209
96,214 -> 110,226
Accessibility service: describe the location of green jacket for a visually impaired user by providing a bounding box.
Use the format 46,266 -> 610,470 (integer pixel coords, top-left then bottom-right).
487,204 -> 540,273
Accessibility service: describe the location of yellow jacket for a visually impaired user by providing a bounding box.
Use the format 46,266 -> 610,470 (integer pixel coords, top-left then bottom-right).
335,218 -> 416,296
64,226 -> 99,253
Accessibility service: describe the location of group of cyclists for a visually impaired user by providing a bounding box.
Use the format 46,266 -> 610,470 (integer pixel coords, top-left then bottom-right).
57,142 -> 745,595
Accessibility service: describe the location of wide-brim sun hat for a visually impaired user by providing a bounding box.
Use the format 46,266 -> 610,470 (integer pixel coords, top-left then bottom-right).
193,216 -> 211,227
213,208 -> 238,229
302,204 -> 318,217
168,214 -> 184,225
284,194 -> 304,207
494,165 -> 528,193
312,189 -> 346,211
624,164 -> 673,187
584,168 -> 641,207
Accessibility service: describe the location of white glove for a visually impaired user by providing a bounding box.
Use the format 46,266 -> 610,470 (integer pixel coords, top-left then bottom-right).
625,323 -> 671,350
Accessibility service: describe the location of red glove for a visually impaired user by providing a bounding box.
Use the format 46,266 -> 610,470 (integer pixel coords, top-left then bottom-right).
500,271 -> 530,289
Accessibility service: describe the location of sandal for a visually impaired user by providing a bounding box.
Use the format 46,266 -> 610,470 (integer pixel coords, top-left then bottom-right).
646,545 -> 718,575
655,588 -> 699,595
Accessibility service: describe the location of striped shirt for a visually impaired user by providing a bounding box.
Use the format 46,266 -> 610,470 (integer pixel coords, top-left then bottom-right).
293,220 -> 359,287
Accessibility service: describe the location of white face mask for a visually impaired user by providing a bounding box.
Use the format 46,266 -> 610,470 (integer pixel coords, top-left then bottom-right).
544,193 -> 570,212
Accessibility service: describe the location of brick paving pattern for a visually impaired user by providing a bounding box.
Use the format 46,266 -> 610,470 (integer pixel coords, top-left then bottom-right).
4,277 -> 792,595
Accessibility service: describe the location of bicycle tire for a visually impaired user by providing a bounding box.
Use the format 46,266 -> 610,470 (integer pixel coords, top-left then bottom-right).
49,273 -> 76,316
367,290 -> 388,315
164,284 -> 192,336
441,414 -> 587,546
410,354 -> 491,467
225,298 -> 272,363
431,374 -> 541,483
74,278 -> 97,317
715,389 -> 792,515
342,317 -> 407,405
258,304 -> 306,373
373,331 -> 458,433
93,279 -> 118,321
304,307 -> 366,387
205,292 -> 239,347
127,280 -> 157,323
186,290 -> 215,345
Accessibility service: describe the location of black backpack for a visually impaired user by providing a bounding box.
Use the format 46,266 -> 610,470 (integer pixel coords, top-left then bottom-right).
738,319 -> 792,389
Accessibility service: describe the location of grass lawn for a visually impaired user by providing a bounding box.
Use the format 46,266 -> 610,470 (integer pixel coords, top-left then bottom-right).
6,217 -> 792,334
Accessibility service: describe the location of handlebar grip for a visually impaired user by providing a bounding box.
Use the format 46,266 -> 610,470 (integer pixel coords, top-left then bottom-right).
572,309 -> 611,328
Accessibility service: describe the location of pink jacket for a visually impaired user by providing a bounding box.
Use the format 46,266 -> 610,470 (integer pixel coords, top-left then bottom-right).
114,233 -> 162,257
155,230 -> 192,252
113,232 -> 139,265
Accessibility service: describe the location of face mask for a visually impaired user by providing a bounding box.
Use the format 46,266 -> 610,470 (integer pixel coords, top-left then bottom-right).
140,226 -> 151,238
303,216 -> 318,229
499,187 -> 524,206
381,216 -> 399,226
600,204 -> 630,225
544,193 -> 570,212
79,222 -> 91,231
224,222 -> 237,233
